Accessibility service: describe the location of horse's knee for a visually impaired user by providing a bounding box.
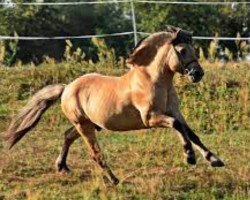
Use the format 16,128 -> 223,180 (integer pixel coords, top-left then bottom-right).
142,113 -> 175,128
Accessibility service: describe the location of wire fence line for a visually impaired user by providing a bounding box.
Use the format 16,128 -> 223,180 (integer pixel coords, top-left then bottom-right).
0,0 -> 131,6
0,0 -> 250,42
0,32 -> 134,40
138,32 -> 250,41
1,1 -> 250,6
2,32 -> 249,41
137,1 -> 250,5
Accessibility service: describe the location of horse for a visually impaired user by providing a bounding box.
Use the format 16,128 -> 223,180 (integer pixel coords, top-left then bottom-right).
2,26 -> 224,185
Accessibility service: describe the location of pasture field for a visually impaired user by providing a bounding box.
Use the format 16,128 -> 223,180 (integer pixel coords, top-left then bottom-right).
0,62 -> 249,200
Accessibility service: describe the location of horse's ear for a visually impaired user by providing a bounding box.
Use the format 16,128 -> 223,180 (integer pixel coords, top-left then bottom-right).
169,29 -> 180,44
165,25 -> 180,43
172,29 -> 193,45
126,43 -> 157,67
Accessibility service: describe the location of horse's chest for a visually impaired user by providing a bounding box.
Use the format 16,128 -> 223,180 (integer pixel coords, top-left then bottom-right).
151,87 -> 169,111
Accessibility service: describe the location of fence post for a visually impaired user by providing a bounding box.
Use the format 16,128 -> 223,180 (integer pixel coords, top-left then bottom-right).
130,0 -> 138,46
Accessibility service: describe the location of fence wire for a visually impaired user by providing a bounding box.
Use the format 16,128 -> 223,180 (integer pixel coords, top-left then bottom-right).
137,1 -> 250,5
0,0 -> 250,42
0,32 -> 134,40
0,0 -> 131,6
1,1 -> 250,6
138,32 -> 250,41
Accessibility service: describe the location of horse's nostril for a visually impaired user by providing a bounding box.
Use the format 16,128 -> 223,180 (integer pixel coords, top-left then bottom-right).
195,70 -> 204,77
194,70 -> 200,76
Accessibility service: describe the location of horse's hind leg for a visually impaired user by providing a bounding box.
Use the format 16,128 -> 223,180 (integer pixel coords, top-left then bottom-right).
75,122 -> 119,185
56,127 -> 80,173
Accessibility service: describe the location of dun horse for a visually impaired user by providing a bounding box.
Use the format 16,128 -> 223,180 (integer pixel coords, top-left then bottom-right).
2,27 -> 224,185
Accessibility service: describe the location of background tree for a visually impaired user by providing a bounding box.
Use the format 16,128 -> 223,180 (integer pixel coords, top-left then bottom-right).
0,0 -> 249,65
135,1 -> 250,59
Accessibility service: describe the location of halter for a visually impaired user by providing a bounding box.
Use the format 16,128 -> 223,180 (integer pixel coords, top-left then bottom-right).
174,47 -> 198,75
181,60 -> 198,75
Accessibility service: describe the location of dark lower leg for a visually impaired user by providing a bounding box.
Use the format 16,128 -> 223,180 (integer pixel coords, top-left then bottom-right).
174,120 -> 224,167
56,127 -> 80,172
183,142 -> 196,165
184,125 -> 224,166
174,130 -> 196,165
92,150 -> 119,185
145,114 -> 196,165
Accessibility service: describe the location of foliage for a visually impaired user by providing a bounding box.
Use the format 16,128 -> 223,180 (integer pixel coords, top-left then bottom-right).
0,41 -> 6,63
0,61 -> 249,134
208,34 -> 219,62
135,1 -> 250,59
198,47 -> 206,62
0,0 -> 132,65
64,40 -> 85,63
62,38 -> 125,70
0,3 -> 65,64
91,37 -> 117,68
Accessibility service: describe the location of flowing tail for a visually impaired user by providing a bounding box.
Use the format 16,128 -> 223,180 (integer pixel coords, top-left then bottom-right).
2,84 -> 65,149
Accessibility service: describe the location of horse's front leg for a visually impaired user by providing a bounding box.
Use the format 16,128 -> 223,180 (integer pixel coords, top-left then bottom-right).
174,121 -> 224,167
143,113 -> 224,167
144,113 -> 196,165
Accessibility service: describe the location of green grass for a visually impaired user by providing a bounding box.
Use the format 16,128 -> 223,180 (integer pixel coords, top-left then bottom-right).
0,62 -> 249,199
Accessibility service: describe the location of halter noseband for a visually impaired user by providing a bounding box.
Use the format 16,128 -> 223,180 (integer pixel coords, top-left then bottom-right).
181,60 -> 198,75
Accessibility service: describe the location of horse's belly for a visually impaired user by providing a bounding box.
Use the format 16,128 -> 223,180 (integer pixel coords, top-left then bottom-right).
106,110 -> 145,131
87,105 -> 145,131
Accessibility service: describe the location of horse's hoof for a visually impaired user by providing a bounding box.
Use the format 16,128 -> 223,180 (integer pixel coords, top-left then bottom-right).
211,160 -> 225,167
187,156 -> 196,165
59,168 -> 71,174
103,175 -> 119,186
112,177 -> 120,185
56,162 -> 71,174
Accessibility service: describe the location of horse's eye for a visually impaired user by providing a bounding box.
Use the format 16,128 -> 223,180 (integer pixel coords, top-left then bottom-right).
180,48 -> 186,56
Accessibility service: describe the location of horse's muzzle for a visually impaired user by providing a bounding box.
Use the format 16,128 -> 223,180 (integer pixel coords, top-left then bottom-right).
187,68 -> 204,83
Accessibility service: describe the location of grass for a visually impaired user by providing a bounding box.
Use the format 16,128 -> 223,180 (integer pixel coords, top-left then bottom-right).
0,61 -> 249,199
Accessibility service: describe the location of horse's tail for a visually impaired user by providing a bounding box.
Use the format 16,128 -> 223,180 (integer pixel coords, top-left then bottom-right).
2,84 -> 65,149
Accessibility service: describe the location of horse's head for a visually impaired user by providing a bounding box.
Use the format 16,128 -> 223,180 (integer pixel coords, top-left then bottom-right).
167,28 -> 204,83
126,26 -> 204,83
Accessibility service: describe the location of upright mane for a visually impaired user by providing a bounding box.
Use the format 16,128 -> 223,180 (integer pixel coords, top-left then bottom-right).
126,26 -> 192,68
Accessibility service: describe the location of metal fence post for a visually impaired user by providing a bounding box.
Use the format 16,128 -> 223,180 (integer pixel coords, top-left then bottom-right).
130,0 -> 138,46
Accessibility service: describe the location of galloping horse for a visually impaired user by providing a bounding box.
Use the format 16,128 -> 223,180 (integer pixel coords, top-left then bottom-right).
2,27 -> 224,185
